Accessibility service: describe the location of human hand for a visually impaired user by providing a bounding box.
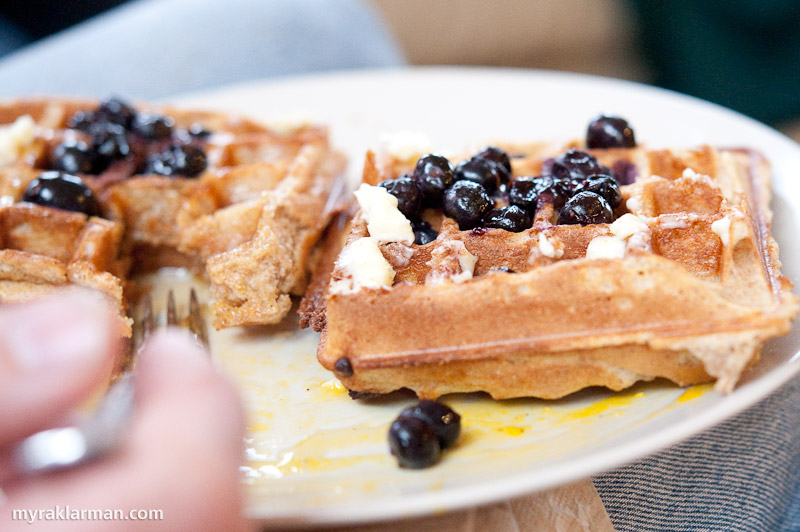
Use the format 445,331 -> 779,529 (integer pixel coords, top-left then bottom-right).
0,292 -> 251,531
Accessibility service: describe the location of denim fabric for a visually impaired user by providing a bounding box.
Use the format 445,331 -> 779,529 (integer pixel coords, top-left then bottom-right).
0,0 -> 405,99
0,14 -> 30,58
594,374 -> 800,531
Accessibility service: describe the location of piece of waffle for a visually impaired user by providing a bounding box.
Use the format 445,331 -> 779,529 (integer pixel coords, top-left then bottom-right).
0,98 -> 345,330
301,140 -> 798,400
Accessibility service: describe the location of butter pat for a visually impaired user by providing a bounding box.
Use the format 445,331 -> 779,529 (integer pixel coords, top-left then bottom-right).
610,213 -> 649,240
711,215 -> 731,246
586,236 -> 626,260
0,115 -> 35,167
331,237 -> 395,293
538,232 -> 564,259
425,240 -> 476,285
625,196 -> 643,213
354,184 -> 415,244
453,242 -> 477,283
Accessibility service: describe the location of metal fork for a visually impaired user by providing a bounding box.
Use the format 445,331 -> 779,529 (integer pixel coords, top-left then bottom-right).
10,288 -> 208,477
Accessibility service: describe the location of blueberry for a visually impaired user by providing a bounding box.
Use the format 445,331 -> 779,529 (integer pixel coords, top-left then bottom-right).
22,171 -> 102,217
454,157 -> 502,194
95,97 -> 136,128
612,159 -> 638,186
412,154 -> 455,207
573,174 -> 622,208
550,149 -> 610,181
388,416 -> 441,469
66,110 -> 97,132
412,219 -> 438,245
443,180 -> 492,230
509,175 -> 575,210
475,146 -> 512,174
587,115 -> 636,149
483,205 -> 532,232
508,177 -> 538,211
51,139 -> 101,174
475,146 -> 512,187
131,113 -> 175,139
90,123 -> 130,160
557,191 -> 614,225
379,176 -> 422,218
188,123 -> 211,138
144,144 -> 208,177
398,400 -> 461,450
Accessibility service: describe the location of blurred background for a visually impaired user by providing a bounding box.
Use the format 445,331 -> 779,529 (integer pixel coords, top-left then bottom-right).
1,0 -> 800,138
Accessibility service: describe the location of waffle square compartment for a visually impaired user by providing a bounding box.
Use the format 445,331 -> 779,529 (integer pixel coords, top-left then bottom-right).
0,98 -> 345,331
302,139 -> 798,400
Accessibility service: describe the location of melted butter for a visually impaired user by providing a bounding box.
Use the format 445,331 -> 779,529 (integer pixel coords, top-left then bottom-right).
137,269 -> 726,513
562,392 -> 645,421
677,384 -> 711,403
501,426 -> 527,436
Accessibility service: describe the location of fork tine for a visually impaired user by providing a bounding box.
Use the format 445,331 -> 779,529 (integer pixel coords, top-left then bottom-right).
166,289 -> 177,327
188,288 -> 209,349
142,292 -> 154,340
123,293 -> 153,372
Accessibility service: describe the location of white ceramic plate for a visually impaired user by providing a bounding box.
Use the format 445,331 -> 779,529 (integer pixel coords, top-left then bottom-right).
169,67 -> 800,528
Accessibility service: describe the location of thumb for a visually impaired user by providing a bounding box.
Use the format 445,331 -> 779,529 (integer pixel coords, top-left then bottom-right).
0,291 -> 120,450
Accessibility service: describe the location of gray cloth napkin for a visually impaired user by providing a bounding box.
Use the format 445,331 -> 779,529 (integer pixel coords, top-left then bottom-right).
594,373 -> 800,531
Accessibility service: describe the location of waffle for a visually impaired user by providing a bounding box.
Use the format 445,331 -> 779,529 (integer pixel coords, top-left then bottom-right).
0,98 -> 345,331
301,139 -> 798,400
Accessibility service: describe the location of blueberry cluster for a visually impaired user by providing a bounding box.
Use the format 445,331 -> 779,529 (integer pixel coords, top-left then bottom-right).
54,97 -> 209,178
379,115 -> 635,234
379,145 -> 518,240
509,148 -> 622,226
388,400 -> 461,469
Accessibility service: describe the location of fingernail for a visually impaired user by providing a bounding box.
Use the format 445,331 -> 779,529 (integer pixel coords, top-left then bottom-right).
0,290 -> 113,371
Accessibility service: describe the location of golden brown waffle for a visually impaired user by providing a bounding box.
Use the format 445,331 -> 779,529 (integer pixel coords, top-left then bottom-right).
0,98 -> 345,331
302,142 -> 798,399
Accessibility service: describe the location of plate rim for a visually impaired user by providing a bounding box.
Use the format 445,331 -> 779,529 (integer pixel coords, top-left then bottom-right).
174,66 -> 800,527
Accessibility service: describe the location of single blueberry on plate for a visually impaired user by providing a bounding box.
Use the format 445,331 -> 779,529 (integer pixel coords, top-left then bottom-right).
398,400 -> 461,450
388,416 -> 441,469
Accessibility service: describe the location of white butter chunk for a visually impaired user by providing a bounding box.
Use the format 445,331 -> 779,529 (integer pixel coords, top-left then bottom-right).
0,115 -> 35,167
610,213 -> 649,240
682,167 -> 700,179
586,236 -> 626,260
331,237 -> 395,293
354,184 -> 415,244
711,215 -> 731,246
425,240 -> 476,285
453,242 -> 477,283
538,232 -> 564,259
625,196 -> 643,213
